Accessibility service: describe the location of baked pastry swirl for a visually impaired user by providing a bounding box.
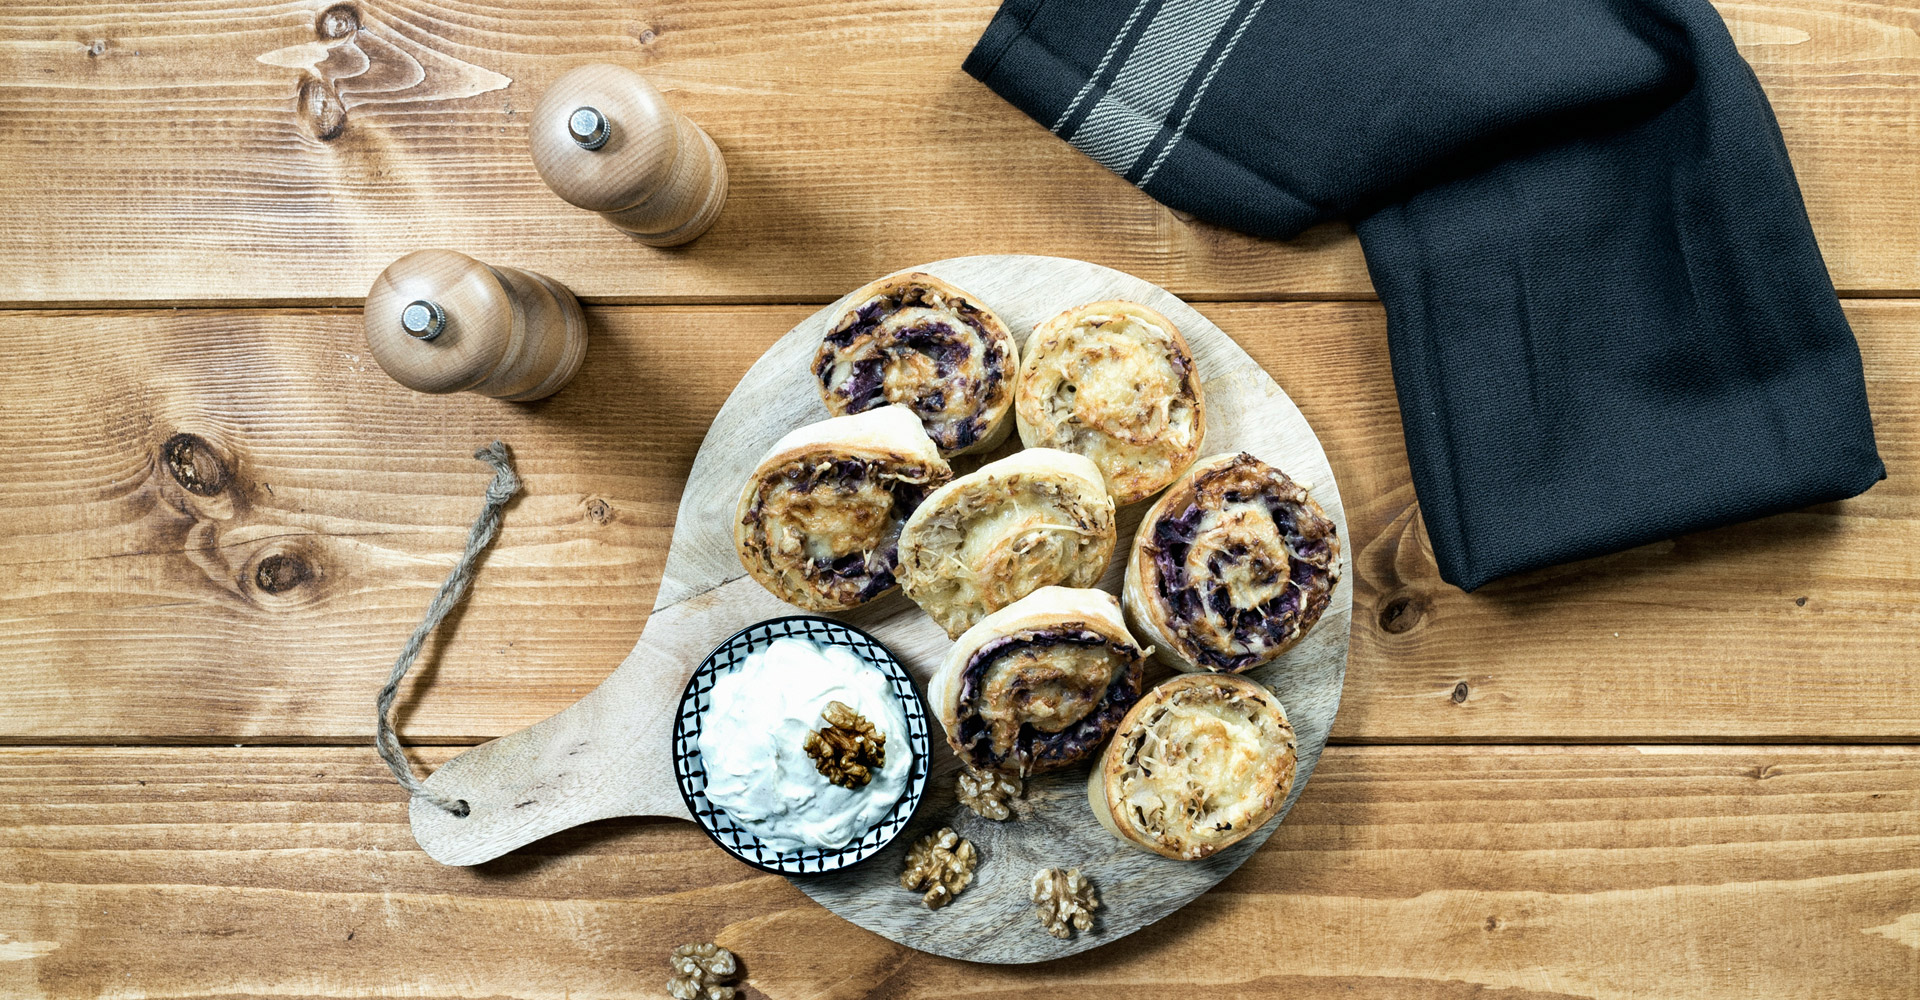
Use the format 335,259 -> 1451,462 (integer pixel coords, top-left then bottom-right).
1089,672 -> 1296,861
734,405 -> 952,611
897,448 -> 1118,637
1014,300 -> 1205,504
929,587 -> 1148,776
1125,453 -> 1340,673
814,273 -> 1018,457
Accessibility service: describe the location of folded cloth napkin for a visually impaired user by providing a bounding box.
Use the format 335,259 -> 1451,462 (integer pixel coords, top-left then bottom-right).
965,0 -> 1884,591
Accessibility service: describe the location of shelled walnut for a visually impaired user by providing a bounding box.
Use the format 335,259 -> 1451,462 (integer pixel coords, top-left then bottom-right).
957,767 -> 1022,820
667,942 -> 738,1000
803,700 -> 886,789
900,827 -> 978,909
1030,867 -> 1099,939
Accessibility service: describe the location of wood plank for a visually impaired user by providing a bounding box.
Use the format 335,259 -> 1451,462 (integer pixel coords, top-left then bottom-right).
1,745 -> 1914,997
0,0 -> 1916,306
1,302 -> 1915,743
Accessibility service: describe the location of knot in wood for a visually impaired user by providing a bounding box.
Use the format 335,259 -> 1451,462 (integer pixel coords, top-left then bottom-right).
1378,593 -> 1424,634
316,4 -> 360,39
163,433 -> 231,496
254,553 -> 313,594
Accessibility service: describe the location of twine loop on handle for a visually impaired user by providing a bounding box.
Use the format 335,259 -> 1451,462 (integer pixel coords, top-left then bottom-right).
374,441 -> 522,817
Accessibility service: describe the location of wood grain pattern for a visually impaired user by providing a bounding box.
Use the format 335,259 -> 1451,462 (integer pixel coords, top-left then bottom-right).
2,744 -> 1915,998
0,0 -> 1916,306
405,256 -> 1352,962
0,300 -> 1914,745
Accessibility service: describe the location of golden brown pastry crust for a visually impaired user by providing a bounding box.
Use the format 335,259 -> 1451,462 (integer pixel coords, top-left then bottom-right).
896,448 -> 1117,637
1124,452 -> 1340,673
928,587 -> 1148,776
733,406 -> 952,611
1014,300 -> 1204,505
1089,672 -> 1296,861
814,272 -> 1018,458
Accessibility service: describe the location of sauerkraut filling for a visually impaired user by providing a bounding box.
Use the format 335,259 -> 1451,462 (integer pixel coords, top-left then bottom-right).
815,284 -> 1012,455
1028,316 -> 1196,449
902,476 -> 1113,635
1108,678 -> 1293,859
1017,307 -> 1203,503
741,456 -> 941,607
953,627 -> 1144,775
1146,457 -> 1338,672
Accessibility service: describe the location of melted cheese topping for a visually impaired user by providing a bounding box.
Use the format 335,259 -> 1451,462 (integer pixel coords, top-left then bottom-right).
1017,307 -> 1202,504
899,458 -> 1116,636
1105,674 -> 1295,860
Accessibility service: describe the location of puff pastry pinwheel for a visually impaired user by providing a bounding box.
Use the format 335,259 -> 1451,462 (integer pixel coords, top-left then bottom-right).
929,587 -> 1148,777
897,448 -> 1118,637
1124,453 -> 1339,673
813,272 -> 1018,457
734,405 -> 953,611
1089,672 -> 1296,861
1014,300 -> 1204,504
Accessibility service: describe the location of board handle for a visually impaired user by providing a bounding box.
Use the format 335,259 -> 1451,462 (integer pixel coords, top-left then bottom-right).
408,577 -> 786,865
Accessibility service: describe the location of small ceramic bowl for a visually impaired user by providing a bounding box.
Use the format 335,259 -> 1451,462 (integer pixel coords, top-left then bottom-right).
671,615 -> 930,875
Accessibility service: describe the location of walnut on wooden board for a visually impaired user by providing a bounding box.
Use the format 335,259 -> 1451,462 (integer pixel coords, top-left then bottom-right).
803,700 -> 887,789
668,942 -> 739,1000
957,766 -> 1022,820
899,827 -> 978,909
1030,867 -> 1099,939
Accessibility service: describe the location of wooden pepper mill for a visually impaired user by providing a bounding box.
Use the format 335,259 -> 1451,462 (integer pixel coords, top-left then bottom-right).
529,63 -> 729,246
363,250 -> 589,402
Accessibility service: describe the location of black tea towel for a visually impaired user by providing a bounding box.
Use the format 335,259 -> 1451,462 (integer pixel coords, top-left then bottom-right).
965,0 -> 1884,591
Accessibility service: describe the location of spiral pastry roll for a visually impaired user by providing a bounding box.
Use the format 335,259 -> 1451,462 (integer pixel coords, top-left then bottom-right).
813,273 -> 1018,457
1125,453 -> 1340,673
734,405 -> 952,611
1089,672 -> 1296,861
1015,300 -> 1205,505
929,587 -> 1148,777
897,449 -> 1118,637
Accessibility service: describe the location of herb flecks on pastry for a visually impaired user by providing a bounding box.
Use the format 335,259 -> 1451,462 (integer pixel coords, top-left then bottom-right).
1125,452 -> 1339,673
814,272 -> 1018,458
898,448 -> 1118,637
1015,300 -> 1204,505
929,587 -> 1147,776
1090,672 -> 1297,861
734,406 -> 952,611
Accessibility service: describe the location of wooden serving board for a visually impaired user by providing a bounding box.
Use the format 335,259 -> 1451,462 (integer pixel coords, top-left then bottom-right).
409,255 -> 1352,964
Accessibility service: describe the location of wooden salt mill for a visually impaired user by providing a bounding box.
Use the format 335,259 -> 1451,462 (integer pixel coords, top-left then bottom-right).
529,63 -> 729,246
363,250 -> 589,402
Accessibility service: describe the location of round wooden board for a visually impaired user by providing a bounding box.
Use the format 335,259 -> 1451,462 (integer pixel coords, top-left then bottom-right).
672,256 -> 1351,963
410,255 -> 1349,965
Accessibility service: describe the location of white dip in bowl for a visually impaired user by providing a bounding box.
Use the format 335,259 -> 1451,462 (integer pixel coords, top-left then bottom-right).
697,636 -> 913,853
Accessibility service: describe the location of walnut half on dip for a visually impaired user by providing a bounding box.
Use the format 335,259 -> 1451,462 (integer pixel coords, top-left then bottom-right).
1089,672 -> 1297,861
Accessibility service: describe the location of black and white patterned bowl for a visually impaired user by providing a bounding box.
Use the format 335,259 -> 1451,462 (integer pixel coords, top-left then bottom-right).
671,615 -> 930,875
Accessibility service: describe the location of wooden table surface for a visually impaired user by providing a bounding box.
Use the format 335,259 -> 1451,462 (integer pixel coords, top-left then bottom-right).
2,1 -> 1916,996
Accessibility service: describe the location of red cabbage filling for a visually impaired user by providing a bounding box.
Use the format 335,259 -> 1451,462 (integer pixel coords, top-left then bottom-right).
1150,491 -> 1336,672
747,457 -> 935,601
952,628 -> 1143,773
815,288 -> 1007,452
